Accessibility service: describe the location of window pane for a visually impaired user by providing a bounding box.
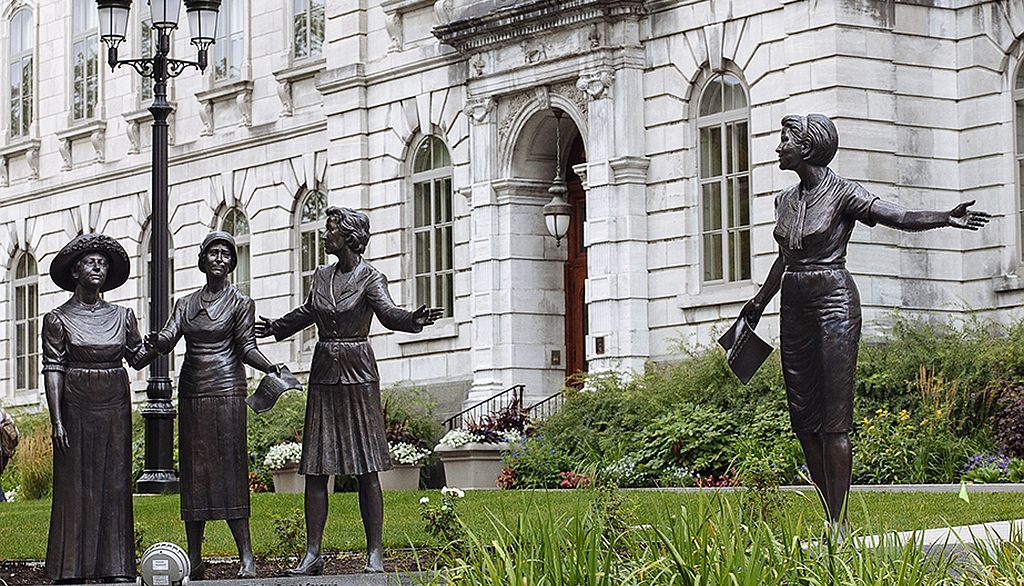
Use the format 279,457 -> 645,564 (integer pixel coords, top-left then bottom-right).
302,191 -> 326,223
414,139 -> 432,173
1017,67 -> 1024,89
436,273 -> 453,318
728,121 -> 749,174
435,178 -> 452,223
310,0 -> 324,57
15,286 -> 25,319
416,276 -> 431,308
703,233 -> 723,281
730,176 -> 750,229
236,242 -> 250,296
700,126 -> 722,179
723,73 -> 747,111
699,78 -> 722,116
735,229 -> 751,281
415,232 -> 431,275
414,182 -> 430,227
1017,101 -> 1024,154
28,282 -> 36,316
432,138 -> 451,168
702,182 -> 722,232
16,356 -> 25,389
302,274 -> 313,298
435,226 -> 452,271
302,231 -> 318,272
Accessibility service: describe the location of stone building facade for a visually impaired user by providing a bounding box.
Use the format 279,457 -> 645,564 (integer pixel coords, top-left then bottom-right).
2,0 -> 1024,414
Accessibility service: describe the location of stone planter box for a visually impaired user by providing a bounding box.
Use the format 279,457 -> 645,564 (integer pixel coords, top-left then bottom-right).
379,464 -> 422,491
270,466 -> 335,494
435,442 -> 509,490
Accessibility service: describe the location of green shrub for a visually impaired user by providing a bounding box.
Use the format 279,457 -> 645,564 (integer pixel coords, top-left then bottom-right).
382,386 -> 442,447
504,435 -> 575,488
634,403 -> 736,475
16,424 -> 53,500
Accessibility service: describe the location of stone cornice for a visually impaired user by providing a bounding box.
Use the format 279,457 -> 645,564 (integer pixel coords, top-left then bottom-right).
433,0 -> 645,53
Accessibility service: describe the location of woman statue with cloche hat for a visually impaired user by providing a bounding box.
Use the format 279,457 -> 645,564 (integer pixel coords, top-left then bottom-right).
43,233 -> 156,584
739,114 -> 991,531
146,231 -> 282,579
256,207 -> 443,574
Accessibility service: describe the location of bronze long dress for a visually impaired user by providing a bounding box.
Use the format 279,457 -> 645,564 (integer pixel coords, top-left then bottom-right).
774,168 -> 878,433
269,260 -> 422,475
42,299 -> 149,581
153,285 -> 265,521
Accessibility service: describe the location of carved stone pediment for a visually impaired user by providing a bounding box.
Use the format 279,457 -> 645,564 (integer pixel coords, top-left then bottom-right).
433,0 -> 644,53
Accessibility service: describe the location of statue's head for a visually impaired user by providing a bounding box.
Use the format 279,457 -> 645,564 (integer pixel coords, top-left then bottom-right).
778,113 -> 838,170
325,207 -> 370,255
197,231 -> 238,275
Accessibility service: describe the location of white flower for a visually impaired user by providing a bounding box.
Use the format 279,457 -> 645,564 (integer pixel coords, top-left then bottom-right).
499,429 -> 522,444
439,429 -> 478,448
441,486 -> 465,498
389,441 -> 431,466
419,496 -> 430,504
263,442 -> 303,470
4,489 -> 16,502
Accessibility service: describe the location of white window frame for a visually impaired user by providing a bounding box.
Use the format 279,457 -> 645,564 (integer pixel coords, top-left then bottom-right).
214,0 -> 245,82
11,251 -> 39,393
220,206 -> 251,296
410,135 -> 455,318
697,72 -> 752,285
292,0 -> 324,62
295,187 -> 327,353
8,8 -> 33,140
70,0 -> 99,122
137,4 -> 156,105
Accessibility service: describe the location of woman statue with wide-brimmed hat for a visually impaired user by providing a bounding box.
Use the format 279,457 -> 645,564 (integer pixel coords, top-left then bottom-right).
146,231 -> 281,579
43,234 -> 155,583
740,114 -> 991,531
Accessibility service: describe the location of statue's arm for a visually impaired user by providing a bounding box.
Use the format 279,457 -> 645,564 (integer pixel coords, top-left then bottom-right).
740,253 -> 784,328
236,298 -> 278,373
41,312 -> 69,451
148,298 -> 185,354
268,289 -> 317,341
869,199 -> 991,233
125,308 -> 158,369
366,272 -> 423,334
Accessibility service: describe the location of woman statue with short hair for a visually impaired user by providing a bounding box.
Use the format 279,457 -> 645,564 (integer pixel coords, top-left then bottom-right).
43,234 -> 155,583
741,114 -> 990,529
256,207 -> 442,574
147,231 -> 282,579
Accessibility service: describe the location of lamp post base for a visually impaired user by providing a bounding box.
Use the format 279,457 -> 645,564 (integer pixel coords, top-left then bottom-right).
137,393 -> 179,494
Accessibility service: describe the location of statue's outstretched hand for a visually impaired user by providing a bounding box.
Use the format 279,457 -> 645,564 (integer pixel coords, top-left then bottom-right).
413,305 -> 445,328
255,316 -> 275,339
949,200 -> 992,231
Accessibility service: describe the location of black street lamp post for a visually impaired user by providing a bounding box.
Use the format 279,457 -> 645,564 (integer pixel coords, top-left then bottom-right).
96,0 -> 220,494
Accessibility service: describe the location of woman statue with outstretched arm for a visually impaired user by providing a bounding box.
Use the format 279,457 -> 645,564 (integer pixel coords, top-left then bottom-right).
255,206 -> 442,574
42,234 -> 156,583
740,114 -> 990,528
146,231 -> 283,579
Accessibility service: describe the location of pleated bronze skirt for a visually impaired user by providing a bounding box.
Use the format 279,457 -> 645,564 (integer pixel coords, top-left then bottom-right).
300,381 -> 393,476
178,387 -> 250,521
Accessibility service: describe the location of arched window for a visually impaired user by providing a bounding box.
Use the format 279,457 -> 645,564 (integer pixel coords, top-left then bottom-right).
221,207 -> 251,296
297,188 -> 327,350
698,72 -> 751,284
411,136 -> 454,318
9,8 -> 33,138
214,0 -> 244,81
1015,64 -> 1024,262
71,0 -> 98,121
293,0 -> 324,61
141,229 -> 175,369
12,252 -> 39,392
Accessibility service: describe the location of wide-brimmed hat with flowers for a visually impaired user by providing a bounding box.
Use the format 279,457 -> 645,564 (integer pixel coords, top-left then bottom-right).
49,233 -> 131,292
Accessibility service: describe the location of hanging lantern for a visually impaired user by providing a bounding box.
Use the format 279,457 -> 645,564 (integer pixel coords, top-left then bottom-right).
96,0 -> 132,48
149,0 -> 182,29
183,0 -> 221,50
543,110 -> 572,246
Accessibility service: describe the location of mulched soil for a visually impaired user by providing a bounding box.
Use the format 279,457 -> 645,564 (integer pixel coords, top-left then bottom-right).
0,550 -> 439,585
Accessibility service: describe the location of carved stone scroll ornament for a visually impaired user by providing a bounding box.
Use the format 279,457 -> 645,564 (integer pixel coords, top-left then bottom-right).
199,101 -> 214,136
90,128 -> 106,164
385,11 -> 403,53
577,70 -> 614,101
463,97 -> 496,124
0,157 -> 8,187
277,80 -> 294,118
126,121 -> 141,155
59,138 -> 73,172
236,90 -> 252,128
26,145 -> 39,180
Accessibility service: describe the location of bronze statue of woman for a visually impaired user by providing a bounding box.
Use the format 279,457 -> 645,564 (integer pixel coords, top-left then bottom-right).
147,231 -> 281,579
741,114 -> 991,528
43,234 -> 154,583
255,207 -> 442,574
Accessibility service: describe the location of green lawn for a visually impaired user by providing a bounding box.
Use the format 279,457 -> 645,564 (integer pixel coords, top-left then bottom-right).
1,489 -> 1022,560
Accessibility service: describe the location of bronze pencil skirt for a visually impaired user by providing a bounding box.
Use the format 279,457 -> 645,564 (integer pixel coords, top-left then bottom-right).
178,384 -> 250,521
300,381 -> 393,476
780,266 -> 861,434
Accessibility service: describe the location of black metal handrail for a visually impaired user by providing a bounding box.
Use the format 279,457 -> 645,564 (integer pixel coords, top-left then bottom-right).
443,384 -> 524,431
525,391 -> 564,422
